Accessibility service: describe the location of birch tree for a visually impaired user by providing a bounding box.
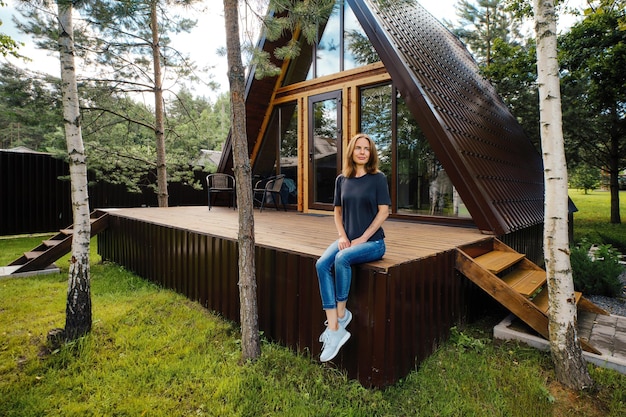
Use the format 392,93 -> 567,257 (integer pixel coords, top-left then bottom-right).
58,0 -> 92,341
533,0 -> 593,389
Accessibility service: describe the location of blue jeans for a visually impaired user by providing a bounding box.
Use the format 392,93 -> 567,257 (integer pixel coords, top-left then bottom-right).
316,239 -> 386,309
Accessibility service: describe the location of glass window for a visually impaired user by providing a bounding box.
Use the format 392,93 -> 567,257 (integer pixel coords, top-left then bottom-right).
359,84 -> 470,218
344,1 -> 378,68
359,84 -> 392,179
279,104 -> 299,204
253,102 -> 299,205
311,93 -> 340,205
396,94 -> 470,218
282,0 -> 379,85
315,2 -> 341,78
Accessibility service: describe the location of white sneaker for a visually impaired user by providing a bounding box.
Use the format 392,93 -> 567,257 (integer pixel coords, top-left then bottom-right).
338,309 -> 352,328
319,326 -> 351,362
319,309 -> 352,342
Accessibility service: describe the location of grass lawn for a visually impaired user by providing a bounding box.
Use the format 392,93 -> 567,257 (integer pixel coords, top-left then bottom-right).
569,189 -> 626,249
1,194 -> 626,416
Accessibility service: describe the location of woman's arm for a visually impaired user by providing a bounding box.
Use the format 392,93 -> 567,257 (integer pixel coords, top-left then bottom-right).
351,204 -> 390,246
334,206 -> 351,250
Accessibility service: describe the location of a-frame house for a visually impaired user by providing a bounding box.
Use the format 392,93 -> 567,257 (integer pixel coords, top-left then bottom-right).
77,0 -> 612,387
218,0 -> 545,243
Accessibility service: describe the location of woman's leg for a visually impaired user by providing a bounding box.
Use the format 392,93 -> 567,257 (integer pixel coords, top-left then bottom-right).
315,240 -> 340,310
334,240 -> 386,303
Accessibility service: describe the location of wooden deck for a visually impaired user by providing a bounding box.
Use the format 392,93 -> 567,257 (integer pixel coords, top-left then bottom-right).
98,206 -> 494,387
102,206 -> 488,270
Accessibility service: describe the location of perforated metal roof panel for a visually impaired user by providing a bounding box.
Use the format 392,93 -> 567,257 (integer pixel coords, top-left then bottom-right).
349,0 -> 545,235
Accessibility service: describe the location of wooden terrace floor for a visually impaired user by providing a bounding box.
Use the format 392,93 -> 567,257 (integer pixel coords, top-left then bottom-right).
103,206 -> 489,270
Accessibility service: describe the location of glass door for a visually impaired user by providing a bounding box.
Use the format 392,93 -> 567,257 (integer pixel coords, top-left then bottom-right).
308,90 -> 342,210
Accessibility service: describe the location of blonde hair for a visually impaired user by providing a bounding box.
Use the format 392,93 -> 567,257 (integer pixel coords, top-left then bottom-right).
342,133 -> 380,178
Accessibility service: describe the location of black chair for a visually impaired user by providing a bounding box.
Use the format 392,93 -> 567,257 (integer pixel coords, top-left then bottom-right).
206,173 -> 236,210
253,174 -> 287,211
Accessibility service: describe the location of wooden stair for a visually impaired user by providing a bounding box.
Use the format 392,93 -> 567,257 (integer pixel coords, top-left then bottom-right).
455,238 -> 609,355
8,210 -> 109,275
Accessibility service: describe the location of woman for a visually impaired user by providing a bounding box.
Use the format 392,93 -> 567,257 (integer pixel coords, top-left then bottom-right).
316,133 -> 390,362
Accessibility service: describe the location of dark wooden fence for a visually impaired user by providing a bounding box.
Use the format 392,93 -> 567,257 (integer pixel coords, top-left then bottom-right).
0,150 -> 206,236
0,150 -> 72,235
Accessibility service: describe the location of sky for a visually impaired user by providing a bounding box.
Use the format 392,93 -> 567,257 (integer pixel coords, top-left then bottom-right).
0,0 -> 584,100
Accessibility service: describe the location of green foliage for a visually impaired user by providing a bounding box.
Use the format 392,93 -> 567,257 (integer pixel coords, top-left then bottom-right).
448,0 -> 523,66
0,64 -> 63,150
0,1 -> 24,59
250,0 -> 336,77
570,164 -> 601,194
266,0 -> 336,44
559,7 -> 626,216
0,33 -> 22,59
0,63 -> 229,192
449,326 -> 489,353
570,239 -> 624,297
8,0 -> 227,198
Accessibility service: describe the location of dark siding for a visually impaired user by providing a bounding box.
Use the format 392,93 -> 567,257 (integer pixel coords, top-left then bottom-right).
0,151 -> 71,235
0,151 -> 207,235
499,222 -> 544,266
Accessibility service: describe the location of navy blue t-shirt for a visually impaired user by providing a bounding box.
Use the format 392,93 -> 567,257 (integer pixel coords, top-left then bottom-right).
333,172 -> 391,242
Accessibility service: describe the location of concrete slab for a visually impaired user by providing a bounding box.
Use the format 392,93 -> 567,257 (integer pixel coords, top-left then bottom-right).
494,313 -> 626,375
0,265 -> 60,279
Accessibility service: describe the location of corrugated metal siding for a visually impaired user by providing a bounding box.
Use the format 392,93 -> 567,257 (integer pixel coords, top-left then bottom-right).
98,215 -> 479,387
350,0 -> 545,235
499,222 -> 544,266
0,150 -> 71,235
0,151 -> 208,235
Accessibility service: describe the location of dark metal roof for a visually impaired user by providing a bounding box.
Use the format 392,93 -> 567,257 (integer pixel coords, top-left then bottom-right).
349,0 -> 545,235
219,0 -> 546,235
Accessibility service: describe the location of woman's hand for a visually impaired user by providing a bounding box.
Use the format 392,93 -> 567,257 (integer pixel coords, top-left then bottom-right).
338,236 -> 351,250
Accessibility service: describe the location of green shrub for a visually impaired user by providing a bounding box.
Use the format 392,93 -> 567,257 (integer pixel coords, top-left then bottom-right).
570,240 -> 624,297
569,164 -> 601,194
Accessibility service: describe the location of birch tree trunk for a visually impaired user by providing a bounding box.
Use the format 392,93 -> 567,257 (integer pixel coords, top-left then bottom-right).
58,0 -> 92,341
533,0 -> 593,390
150,0 -> 169,207
223,0 -> 260,361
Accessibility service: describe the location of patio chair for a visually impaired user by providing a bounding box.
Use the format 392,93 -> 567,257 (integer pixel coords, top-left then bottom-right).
206,173 -> 236,210
253,174 -> 287,211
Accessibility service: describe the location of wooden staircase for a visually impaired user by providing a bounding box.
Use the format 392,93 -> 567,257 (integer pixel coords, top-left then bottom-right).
7,210 -> 109,275
455,238 -> 608,354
